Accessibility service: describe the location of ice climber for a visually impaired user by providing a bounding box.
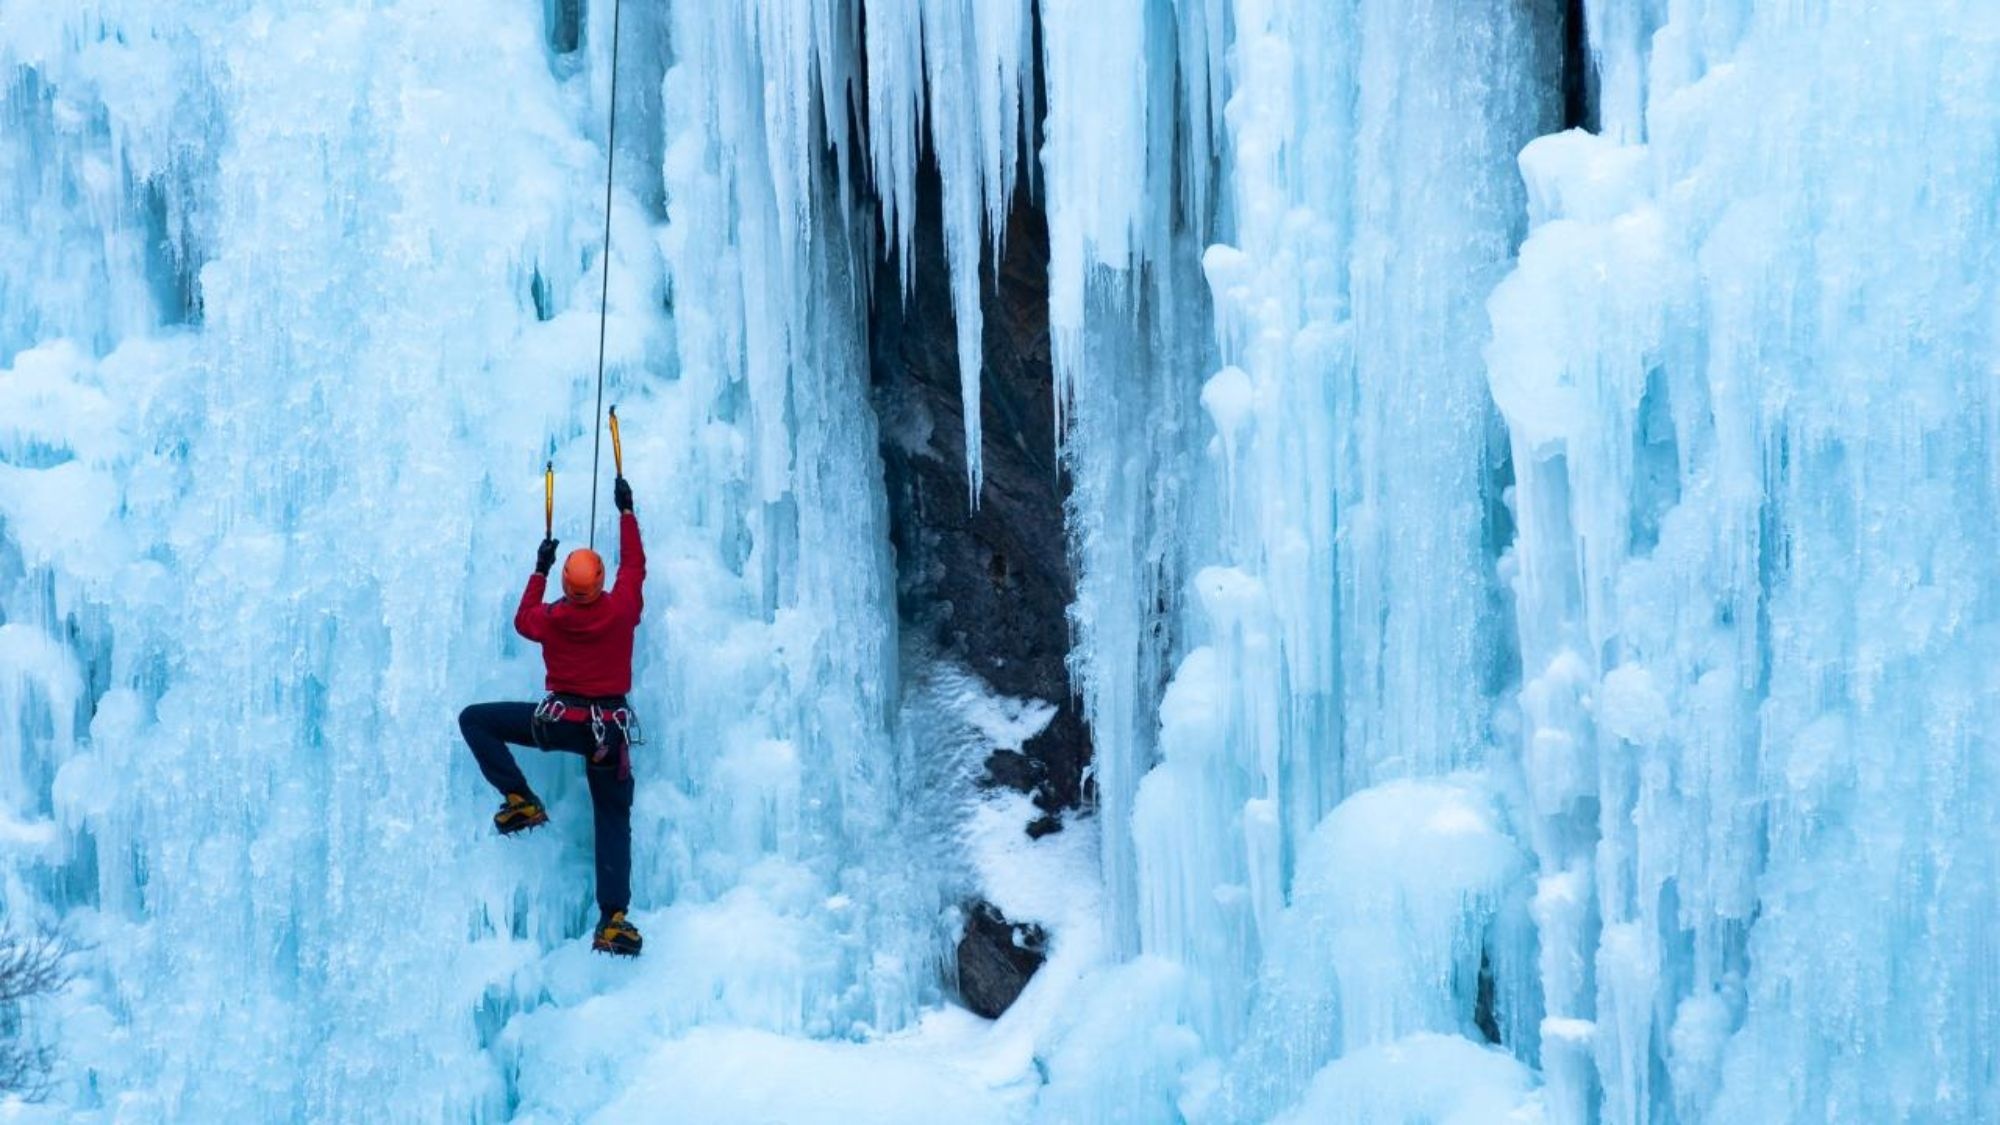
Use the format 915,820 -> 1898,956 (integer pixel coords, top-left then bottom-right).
459,475 -> 646,957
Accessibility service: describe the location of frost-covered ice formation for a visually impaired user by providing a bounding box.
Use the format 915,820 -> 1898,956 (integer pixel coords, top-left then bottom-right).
2,0 -> 1996,1122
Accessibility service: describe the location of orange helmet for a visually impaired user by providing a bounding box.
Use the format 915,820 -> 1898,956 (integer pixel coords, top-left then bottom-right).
561,548 -> 605,604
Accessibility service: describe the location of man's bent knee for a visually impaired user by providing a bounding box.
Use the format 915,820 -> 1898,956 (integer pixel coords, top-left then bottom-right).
460,702 -> 506,742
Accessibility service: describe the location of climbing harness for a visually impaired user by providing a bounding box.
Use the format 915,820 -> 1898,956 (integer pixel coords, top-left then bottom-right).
586,0 -> 626,550
533,691 -> 643,781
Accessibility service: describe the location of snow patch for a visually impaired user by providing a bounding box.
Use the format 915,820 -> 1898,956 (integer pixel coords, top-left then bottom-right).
1274,1033 -> 1545,1125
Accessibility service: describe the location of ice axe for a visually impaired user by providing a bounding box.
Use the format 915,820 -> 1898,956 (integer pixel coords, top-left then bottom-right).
609,405 -> 624,477
544,460 -> 555,539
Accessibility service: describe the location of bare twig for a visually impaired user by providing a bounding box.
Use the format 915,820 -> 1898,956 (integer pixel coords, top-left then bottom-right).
0,928 -> 74,1101
0,931 -> 67,1007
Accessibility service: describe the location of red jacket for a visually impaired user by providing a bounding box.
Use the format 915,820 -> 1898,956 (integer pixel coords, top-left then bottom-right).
514,512 -> 646,697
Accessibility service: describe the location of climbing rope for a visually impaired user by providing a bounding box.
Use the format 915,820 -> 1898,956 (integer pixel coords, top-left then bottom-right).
587,0 -> 625,550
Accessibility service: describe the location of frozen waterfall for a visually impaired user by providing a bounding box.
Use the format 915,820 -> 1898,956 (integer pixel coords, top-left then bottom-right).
1,0 -> 1995,1122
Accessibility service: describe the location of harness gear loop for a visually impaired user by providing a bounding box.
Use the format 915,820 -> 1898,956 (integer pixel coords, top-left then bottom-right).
587,0 -> 625,551
589,704 -> 609,764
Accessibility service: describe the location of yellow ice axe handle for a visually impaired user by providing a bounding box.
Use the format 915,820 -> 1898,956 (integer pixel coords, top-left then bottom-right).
543,461 -> 554,537
609,406 -> 624,478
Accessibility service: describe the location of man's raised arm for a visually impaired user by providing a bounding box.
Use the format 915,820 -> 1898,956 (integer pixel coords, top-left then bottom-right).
614,477 -> 645,619
515,537 -> 558,641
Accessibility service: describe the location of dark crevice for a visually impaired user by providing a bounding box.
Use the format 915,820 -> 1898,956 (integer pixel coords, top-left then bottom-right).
1753,433 -> 1789,700
547,0 -> 581,55
1628,364 -> 1680,555
529,268 -> 554,321
1481,410 -> 1521,698
1474,947 -> 1503,1044
1023,0 -> 1049,207
140,178 -> 203,327
1561,0 -> 1599,132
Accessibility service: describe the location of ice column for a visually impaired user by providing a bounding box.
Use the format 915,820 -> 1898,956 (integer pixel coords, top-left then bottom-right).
647,0 -> 922,1039
1122,0 -> 1562,1089
1046,0 -> 1225,958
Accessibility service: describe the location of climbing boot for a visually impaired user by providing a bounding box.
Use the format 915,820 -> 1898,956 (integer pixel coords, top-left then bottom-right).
592,911 -> 642,957
494,792 -> 549,836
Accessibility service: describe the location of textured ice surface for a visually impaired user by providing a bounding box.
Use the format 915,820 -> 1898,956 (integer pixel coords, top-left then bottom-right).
4,0 -> 1997,1122
1274,1033 -> 1545,1125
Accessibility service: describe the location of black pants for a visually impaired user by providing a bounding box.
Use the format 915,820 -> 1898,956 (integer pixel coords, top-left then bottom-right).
458,701 -> 632,917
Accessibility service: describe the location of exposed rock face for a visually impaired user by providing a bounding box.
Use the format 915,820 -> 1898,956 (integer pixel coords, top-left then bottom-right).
870,160 -> 1090,835
955,901 -> 1048,1020
870,152 -> 1081,1018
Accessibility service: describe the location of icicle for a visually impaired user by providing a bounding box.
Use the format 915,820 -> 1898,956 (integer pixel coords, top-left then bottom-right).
862,0 -> 1034,500
863,0 -> 924,290
1038,0 -> 1151,408
919,0 -> 992,501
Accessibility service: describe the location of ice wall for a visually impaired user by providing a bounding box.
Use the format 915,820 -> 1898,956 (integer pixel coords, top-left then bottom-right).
1055,0 -> 1999,1121
1488,2 -> 2000,1121
2,4 -> 622,1115
0,0 -> 929,1118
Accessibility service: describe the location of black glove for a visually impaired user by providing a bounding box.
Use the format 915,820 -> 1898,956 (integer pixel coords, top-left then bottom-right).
614,476 -> 634,515
536,537 -> 559,576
